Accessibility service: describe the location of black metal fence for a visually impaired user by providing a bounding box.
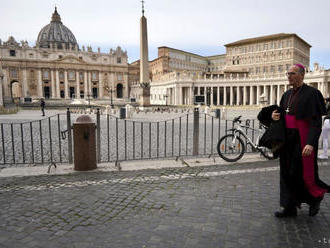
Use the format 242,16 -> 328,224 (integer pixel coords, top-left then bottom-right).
0,108 -> 263,166
0,113 -> 70,165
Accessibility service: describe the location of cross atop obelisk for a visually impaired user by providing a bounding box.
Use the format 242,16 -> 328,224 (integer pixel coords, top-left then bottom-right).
141,0 -> 145,16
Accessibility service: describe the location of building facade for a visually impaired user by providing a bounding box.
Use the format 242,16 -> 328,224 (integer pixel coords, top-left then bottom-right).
150,65 -> 330,106
149,47 -> 227,82
224,33 -> 311,78
149,33 -> 329,106
0,8 -> 129,105
0,8 -> 328,108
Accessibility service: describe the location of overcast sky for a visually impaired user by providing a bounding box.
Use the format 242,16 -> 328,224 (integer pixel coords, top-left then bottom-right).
1,0 -> 330,68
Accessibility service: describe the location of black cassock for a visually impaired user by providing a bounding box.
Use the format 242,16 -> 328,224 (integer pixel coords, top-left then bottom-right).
279,84 -> 330,209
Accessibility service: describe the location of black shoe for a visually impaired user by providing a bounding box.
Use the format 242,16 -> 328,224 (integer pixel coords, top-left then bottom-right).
309,198 -> 322,216
274,208 -> 297,218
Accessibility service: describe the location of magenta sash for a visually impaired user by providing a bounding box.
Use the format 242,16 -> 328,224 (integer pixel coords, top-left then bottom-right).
285,114 -> 327,198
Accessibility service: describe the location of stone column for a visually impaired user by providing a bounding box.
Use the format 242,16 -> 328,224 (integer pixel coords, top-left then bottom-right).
197,86 -> 200,95
124,73 -> 129,98
174,86 -> 179,105
217,87 -> 220,106
257,86 -> 260,105
2,69 -> 10,97
64,71 -> 69,99
84,71 -> 88,99
99,71 -> 103,99
276,85 -> 281,105
243,86 -> 247,105
51,70 -> 56,98
249,86 -> 254,105
76,71 -> 80,99
263,85 -> 269,104
22,68 -> 28,97
236,86 -> 240,105
55,70 -> 60,98
88,72 -> 92,97
37,69 -> 43,98
270,85 -> 274,105
230,86 -> 233,106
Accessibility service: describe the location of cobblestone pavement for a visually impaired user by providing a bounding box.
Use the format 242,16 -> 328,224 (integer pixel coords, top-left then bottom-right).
1,160 -> 330,248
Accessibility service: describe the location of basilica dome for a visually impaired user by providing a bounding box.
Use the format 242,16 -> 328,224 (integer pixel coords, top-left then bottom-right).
36,7 -> 78,50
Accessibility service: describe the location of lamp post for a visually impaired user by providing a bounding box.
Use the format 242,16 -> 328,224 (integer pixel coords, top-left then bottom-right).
110,88 -> 114,108
87,92 -> 92,108
105,86 -> 115,108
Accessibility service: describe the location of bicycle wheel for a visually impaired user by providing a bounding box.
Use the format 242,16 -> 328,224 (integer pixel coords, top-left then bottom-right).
259,146 -> 276,160
217,134 -> 245,162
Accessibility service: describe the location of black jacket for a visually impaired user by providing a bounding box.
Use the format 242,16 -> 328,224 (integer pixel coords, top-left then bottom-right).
257,105 -> 286,156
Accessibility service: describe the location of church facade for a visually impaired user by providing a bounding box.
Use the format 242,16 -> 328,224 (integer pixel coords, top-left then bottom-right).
0,8 -> 129,105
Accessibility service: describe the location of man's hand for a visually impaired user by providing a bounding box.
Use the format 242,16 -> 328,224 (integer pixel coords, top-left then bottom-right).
302,144 -> 314,156
272,110 -> 280,121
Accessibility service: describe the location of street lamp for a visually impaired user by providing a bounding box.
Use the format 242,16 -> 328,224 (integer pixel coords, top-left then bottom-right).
110,88 -> 114,108
105,86 -> 115,108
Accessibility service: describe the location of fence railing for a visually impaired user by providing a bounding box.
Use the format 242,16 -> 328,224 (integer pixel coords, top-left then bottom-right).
0,108 -> 263,166
0,113 -> 70,165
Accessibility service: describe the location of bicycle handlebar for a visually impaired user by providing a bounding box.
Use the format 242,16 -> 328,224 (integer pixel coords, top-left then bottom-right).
233,115 -> 242,123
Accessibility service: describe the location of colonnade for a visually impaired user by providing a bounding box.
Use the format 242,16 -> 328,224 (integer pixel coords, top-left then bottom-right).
2,67 -> 129,101
163,81 -> 327,106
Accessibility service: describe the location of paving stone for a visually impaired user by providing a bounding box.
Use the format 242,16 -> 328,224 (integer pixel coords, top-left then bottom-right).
0,160 -> 330,247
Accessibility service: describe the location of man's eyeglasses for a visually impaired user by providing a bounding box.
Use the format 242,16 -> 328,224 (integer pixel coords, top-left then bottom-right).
286,72 -> 297,77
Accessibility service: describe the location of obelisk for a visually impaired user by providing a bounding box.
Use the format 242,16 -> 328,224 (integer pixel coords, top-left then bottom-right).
139,0 -> 150,106
0,61 -> 4,107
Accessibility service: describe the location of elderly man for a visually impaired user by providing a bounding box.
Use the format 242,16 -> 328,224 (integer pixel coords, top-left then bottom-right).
272,64 -> 329,217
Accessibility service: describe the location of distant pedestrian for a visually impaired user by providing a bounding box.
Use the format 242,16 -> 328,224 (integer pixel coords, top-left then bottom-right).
40,98 -> 45,116
326,98 -> 330,114
318,114 -> 330,160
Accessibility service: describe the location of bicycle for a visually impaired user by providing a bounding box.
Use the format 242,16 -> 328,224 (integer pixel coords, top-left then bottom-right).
217,115 -> 275,162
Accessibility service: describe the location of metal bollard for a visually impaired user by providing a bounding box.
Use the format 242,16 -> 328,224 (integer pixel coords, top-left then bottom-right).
193,107 -> 199,156
73,115 -> 97,171
215,109 -> 221,119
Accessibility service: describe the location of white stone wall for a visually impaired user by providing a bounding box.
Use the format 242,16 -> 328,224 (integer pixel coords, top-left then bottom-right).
150,69 -> 330,106
150,87 -> 167,105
